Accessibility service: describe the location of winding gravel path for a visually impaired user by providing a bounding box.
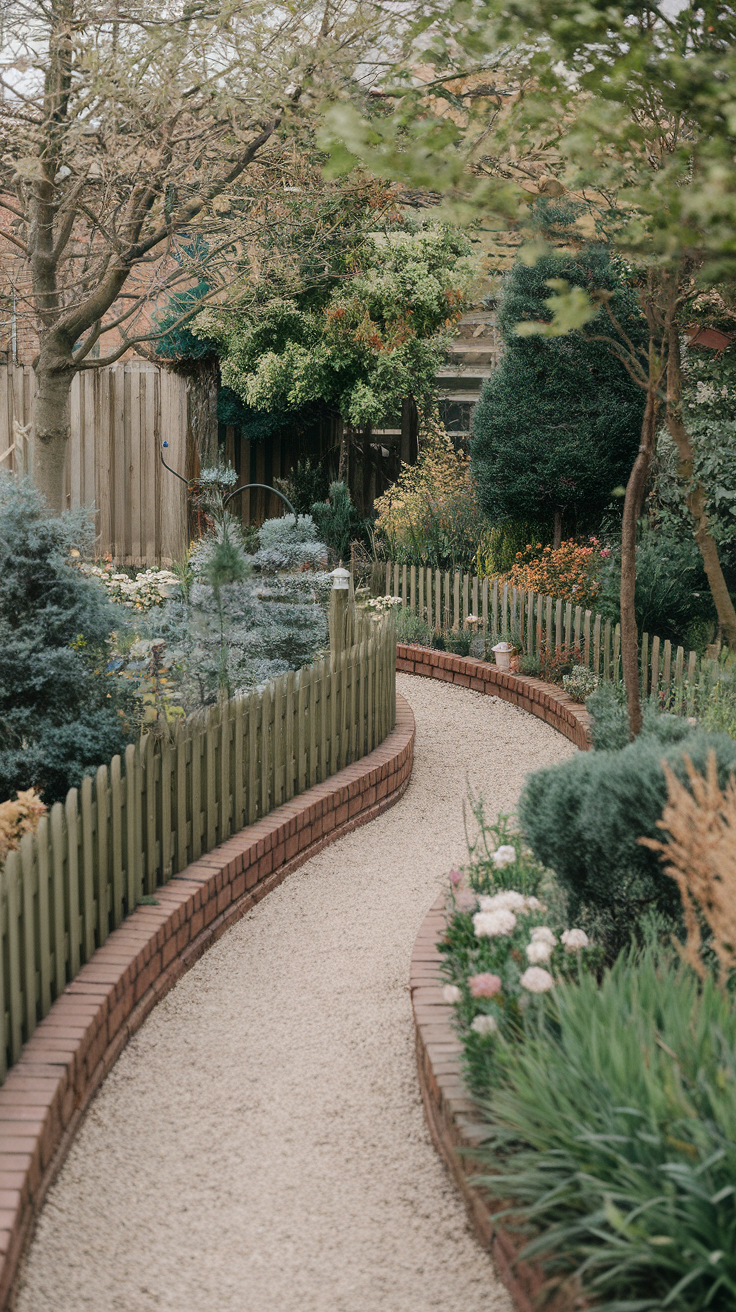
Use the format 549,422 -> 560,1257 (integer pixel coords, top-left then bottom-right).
17,674 -> 574,1312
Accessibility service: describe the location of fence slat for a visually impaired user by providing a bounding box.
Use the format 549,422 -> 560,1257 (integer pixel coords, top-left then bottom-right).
5,852 -> 23,1065
110,756 -> 124,929
36,815 -> 51,1017
125,744 -> 140,911
80,775 -> 96,961
651,635 -> 660,699
96,765 -> 109,947
248,695 -> 259,823
50,802 -> 66,998
65,789 -> 81,977
20,835 -> 37,1041
663,639 -> 672,693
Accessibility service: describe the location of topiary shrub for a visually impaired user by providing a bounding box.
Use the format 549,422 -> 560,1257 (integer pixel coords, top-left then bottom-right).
311,481 -> 369,564
518,728 -> 736,955
0,477 -> 134,804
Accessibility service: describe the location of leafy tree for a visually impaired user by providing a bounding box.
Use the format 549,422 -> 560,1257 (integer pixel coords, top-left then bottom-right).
195,221 -> 475,508
326,0 -> 736,734
0,0 -> 405,511
471,248 -> 645,546
0,477 -> 133,803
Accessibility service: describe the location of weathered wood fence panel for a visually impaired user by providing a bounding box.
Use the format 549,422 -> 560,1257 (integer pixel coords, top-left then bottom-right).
382,559 -> 718,710
0,612 -> 395,1081
0,362 -> 188,564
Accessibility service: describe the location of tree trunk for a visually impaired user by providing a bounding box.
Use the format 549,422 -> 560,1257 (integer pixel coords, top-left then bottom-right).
400,396 -> 418,466
338,423 -> 349,484
360,425 -> 373,518
186,359 -> 219,470
553,509 -> 562,550
665,319 -> 736,646
32,358 -> 74,512
621,383 -> 659,739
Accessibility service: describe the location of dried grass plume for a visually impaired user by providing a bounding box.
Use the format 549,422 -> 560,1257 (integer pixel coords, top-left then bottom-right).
641,751 -> 736,985
0,790 -> 47,866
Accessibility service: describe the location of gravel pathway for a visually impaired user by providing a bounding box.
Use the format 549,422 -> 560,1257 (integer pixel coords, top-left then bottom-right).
17,675 -> 574,1312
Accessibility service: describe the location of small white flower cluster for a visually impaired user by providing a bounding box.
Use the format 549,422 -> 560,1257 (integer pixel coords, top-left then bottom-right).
79,564 -> 179,610
367,595 -> 403,611
491,844 -> 516,869
472,888 -> 543,939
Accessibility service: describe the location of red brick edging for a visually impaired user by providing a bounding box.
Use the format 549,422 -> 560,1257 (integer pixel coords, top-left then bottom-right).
406,649 -> 589,1311
397,643 -> 592,750
411,898 -> 553,1312
0,696 -> 415,1310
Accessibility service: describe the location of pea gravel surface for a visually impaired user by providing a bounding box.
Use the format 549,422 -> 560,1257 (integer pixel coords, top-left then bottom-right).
17,674 -> 574,1312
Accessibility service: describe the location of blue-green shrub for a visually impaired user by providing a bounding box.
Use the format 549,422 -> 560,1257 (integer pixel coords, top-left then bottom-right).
0,477 -> 133,803
518,728 -> 736,953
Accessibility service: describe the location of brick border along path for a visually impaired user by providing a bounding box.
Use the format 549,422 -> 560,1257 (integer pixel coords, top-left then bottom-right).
396,643 -> 592,750
3,650 -> 588,1311
0,697 -> 415,1311
403,645 -> 592,1312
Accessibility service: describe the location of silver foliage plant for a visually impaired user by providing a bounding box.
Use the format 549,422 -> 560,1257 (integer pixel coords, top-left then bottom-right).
144,514 -> 330,712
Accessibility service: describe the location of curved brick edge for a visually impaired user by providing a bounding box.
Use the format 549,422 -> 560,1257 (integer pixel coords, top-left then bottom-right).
0,696 -> 415,1312
411,898 -> 574,1312
397,643 -> 592,751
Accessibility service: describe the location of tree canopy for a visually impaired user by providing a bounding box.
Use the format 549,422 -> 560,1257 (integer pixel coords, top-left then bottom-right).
471,246 -> 646,541
195,221 -> 475,432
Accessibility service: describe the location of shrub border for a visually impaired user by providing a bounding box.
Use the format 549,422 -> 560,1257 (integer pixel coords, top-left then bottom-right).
397,642 -> 592,749
403,646 -> 591,1312
0,696 -> 415,1311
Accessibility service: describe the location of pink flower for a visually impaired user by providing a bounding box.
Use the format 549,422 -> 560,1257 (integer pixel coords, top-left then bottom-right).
600,548 -> 611,559
449,869 -> 463,887
469,973 -> 502,998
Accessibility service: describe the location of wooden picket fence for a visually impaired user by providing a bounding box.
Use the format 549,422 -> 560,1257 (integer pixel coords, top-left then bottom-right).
0,610 -> 396,1080
383,559 -> 713,709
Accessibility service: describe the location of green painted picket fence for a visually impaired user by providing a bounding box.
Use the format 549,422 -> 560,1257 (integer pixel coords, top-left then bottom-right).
0,610 -> 396,1079
384,559 -> 712,708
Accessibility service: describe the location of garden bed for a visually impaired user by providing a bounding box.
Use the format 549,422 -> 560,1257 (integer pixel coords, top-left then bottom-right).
410,895 -> 579,1312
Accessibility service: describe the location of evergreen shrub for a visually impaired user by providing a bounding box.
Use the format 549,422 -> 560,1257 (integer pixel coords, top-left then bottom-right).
518,728 -> 736,954
0,478 -> 133,803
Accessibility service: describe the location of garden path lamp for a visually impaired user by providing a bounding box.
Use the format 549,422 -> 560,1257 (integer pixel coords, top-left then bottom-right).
329,563 -> 352,660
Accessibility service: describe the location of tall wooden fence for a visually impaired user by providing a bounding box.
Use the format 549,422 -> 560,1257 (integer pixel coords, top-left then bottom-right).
0,611 -> 396,1079
383,559 -> 713,710
0,362 -> 188,565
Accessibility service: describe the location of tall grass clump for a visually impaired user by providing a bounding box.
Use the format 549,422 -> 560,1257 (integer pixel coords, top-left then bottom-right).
475,945 -> 736,1311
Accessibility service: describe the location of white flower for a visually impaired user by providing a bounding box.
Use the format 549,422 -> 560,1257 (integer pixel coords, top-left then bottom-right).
520,966 -> 555,993
492,845 -> 517,869
561,928 -> 590,951
478,890 -> 526,913
526,939 -> 552,964
524,896 -> 544,911
442,984 -> 462,1004
473,908 -> 517,939
470,1014 -> 498,1036
530,926 -> 557,948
